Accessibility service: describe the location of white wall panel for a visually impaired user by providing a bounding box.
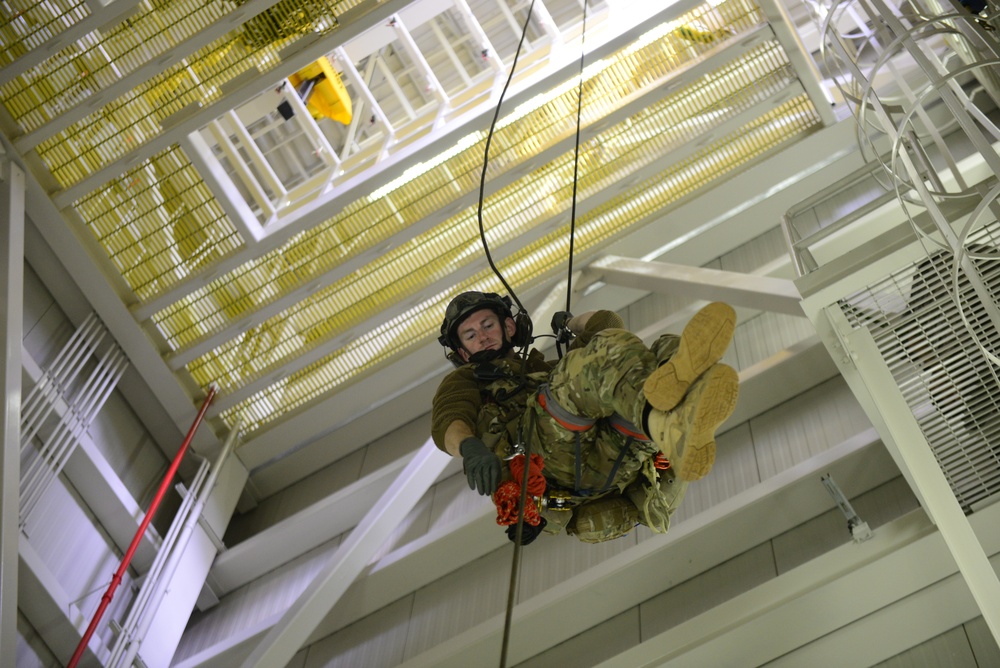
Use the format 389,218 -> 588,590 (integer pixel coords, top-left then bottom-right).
965,616 -> 1000,666
772,476 -> 918,575
303,597 -> 413,668
403,547 -> 511,659
733,311 -> 815,369
638,542 -> 778,640
360,414 -> 431,475
24,473 -> 133,597
751,377 -> 873,480
871,625 -> 978,668
22,264 -> 55,343
518,529 -> 639,600
85,390 -> 167,506
718,226 -> 791,275
427,471 -> 482,528
621,290 -> 698,336
175,536 -> 343,662
225,448 -> 366,545
513,608 -> 641,668
20,289 -> 74,372
16,610 -> 58,668
24,473 -> 136,650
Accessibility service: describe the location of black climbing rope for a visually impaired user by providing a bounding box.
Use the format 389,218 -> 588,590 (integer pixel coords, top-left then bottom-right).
472,2 -> 589,666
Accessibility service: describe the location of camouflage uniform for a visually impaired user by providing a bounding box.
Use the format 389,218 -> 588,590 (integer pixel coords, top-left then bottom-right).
432,313 -> 686,542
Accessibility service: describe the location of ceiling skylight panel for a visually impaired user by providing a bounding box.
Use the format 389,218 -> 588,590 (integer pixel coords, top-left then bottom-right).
157,5 -> 772,345
33,0 -> 352,188
74,146 -> 243,299
0,0 -> 89,68
189,86 -> 805,394
0,0 -> 230,134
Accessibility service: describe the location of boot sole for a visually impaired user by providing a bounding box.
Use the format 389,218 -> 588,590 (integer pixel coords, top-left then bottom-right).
644,302 -> 736,412
676,364 -> 739,481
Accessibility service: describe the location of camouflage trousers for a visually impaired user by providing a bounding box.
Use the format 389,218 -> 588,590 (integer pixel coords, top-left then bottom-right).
522,329 -> 685,541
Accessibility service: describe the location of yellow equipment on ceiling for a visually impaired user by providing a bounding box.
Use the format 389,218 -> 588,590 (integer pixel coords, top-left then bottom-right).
289,57 -> 353,125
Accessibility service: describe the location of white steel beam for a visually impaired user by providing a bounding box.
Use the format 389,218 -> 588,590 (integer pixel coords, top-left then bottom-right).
590,255 -> 804,316
180,132 -> 267,244
834,310 -> 1000,645
755,0 -> 837,126
391,15 -> 449,107
222,112 -> 288,204
452,0 -> 504,73
240,439 -> 450,667
0,157 -> 24,666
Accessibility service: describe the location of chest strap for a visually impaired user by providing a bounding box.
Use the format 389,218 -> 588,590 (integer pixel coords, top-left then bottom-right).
608,413 -> 652,442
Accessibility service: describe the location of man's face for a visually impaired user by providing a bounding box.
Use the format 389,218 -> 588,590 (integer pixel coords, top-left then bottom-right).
456,308 -> 516,362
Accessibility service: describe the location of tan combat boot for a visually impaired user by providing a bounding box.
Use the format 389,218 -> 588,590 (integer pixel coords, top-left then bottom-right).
646,363 -> 739,481
643,302 -> 736,412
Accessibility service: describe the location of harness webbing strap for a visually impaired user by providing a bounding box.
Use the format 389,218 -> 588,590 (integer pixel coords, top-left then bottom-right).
608,413 -> 652,442
537,383 -> 595,432
537,384 -> 650,497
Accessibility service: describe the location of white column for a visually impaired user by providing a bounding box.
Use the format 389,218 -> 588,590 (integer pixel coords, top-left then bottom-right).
0,158 -> 25,667
831,306 -> 1000,645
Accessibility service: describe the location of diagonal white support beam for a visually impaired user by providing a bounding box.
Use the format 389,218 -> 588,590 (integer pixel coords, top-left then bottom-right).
0,157 -> 24,665
240,439 -> 450,667
590,255 -> 804,316
835,310 -> 1000,646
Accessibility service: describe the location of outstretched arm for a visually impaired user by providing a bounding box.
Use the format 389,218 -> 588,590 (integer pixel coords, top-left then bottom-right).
443,420 -> 475,457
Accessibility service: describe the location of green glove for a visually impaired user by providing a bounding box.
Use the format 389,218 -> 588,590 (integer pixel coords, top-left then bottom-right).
459,437 -> 502,496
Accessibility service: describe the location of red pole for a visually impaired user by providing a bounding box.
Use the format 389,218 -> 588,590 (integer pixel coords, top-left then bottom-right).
68,386 -> 217,668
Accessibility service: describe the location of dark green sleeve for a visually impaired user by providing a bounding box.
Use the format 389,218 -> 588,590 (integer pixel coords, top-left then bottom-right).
431,367 -> 481,453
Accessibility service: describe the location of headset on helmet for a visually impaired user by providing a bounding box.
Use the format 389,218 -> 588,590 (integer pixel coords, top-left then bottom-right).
438,291 -> 532,364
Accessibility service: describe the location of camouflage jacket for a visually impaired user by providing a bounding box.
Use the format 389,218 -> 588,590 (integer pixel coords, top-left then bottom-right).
431,349 -> 552,457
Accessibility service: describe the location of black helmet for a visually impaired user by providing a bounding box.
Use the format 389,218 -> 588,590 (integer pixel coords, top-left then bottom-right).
438,291 -> 514,352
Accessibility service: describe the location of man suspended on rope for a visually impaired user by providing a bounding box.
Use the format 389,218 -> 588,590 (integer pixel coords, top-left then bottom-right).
431,291 -> 740,544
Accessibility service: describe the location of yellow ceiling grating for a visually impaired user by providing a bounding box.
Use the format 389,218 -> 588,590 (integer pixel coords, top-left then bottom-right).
0,0 -> 90,68
26,0 -> 356,189
222,95 -> 822,434
1,0 -> 230,134
150,0 -> 764,349
74,145 -> 244,297
182,41 -> 794,394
